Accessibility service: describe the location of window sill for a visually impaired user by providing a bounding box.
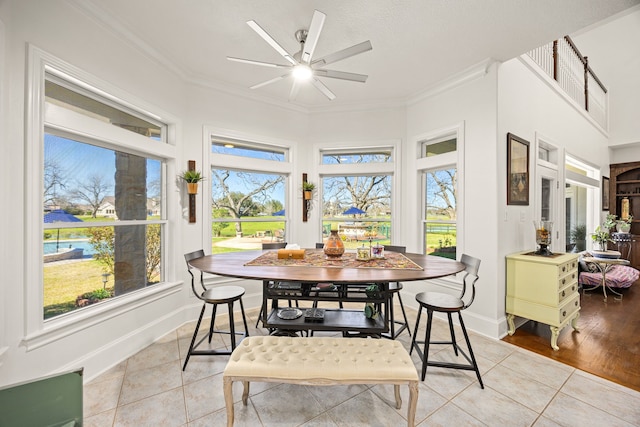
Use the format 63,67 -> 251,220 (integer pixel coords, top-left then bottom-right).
21,281 -> 182,351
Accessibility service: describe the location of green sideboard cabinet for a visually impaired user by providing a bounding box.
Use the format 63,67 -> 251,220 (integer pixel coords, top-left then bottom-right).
506,251 -> 580,350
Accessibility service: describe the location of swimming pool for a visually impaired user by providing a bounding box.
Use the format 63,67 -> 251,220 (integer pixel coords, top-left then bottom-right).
43,240 -> 95,255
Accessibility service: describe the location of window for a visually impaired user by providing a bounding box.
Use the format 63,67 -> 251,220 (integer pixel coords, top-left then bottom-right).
211,138 -> 286,161
322,149 -> 392,164
416,127 -> 462,258
40,79 -> 168,321
319,145 -> 398,248
424,167 -> 457,259
25,46 -> 174,338
209,136 -> 291,253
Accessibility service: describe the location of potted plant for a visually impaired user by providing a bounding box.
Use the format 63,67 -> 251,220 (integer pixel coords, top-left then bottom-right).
570,224 -> 587,252
180,170 -> 205,194
603,213 -> 617,231
302,181 -> 315,200
616,215 -> 633,233
591,225 -> 612,251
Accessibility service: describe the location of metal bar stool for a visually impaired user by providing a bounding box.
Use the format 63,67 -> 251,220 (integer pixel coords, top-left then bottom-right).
410,254 -> 484,388
183,250 -> 249,370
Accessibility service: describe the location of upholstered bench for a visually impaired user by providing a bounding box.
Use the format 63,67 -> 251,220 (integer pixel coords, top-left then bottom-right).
223,336 -> 419,426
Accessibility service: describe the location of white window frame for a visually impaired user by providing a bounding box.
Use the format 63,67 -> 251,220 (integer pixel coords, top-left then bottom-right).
205,126 -> 295,258
23,45 -> 180,350
316,140 -> 401,244
415,122 -> 464,284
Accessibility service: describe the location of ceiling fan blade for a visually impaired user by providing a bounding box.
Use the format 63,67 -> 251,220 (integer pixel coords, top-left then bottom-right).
312,40 -> 372,67
314,69 -> 368,83
288,80 -> 300,101
247,20 -> 297,65
311,78 -> 336,100
301,10 -> 326,63
250,74 -> 289,89
227,57 -> 290,68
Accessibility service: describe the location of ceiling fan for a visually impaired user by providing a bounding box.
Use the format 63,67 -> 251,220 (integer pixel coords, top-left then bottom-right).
227,9 -> 372,101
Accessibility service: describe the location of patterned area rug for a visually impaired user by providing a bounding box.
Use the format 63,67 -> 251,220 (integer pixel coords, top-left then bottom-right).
245,249 -> 423,270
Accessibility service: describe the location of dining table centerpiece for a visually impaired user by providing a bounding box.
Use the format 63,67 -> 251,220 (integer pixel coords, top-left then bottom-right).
323,229 -> 345,258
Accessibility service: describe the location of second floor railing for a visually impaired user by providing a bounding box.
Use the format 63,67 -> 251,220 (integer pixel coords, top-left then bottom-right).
527,35 -> 608,130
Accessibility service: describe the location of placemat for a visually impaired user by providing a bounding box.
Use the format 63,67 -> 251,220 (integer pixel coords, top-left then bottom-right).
245,249 -> 423,270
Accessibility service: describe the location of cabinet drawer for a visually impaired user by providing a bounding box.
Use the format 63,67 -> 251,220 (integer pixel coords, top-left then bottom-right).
557,270 -> 578,291
557,293 -> 580,324
557,282 -> 578,305
558,260 -> 578,277
506,292 -> 580,327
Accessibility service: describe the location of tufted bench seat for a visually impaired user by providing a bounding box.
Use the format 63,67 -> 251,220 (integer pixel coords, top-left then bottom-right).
223,335 -> 419,426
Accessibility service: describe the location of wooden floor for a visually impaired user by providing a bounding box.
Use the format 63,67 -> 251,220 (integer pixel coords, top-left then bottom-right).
502,280 -> 640,392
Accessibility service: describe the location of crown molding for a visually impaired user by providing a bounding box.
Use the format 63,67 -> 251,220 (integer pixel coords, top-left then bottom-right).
406,58 -> 496,106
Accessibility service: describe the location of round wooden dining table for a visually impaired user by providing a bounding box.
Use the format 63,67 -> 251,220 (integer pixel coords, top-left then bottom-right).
189,249 -> 465,335
188,249 -> 466,283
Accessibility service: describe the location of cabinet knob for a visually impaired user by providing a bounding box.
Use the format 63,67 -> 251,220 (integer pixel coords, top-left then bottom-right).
562,266 -> 566,272
562,278 -> 566,285
562,310 -> 567,317
562,290 -> 566,297
575,301 -> 578,307
572,285 -> 576,292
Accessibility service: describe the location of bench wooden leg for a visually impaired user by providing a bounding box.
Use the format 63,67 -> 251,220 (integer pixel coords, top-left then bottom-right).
407,381 -> 419,427
393,384 -> 402,409
223,377 -> 234,427
242,381 -> 250,405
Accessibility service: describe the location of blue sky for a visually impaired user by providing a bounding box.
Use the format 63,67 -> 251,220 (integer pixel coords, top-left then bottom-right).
45,134 -> 161,198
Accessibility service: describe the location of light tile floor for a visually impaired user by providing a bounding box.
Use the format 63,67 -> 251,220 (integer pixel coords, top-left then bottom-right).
83,306 -> 640,426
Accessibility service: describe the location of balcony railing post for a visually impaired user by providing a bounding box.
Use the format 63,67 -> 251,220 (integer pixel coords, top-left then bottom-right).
552,40 -> 558,82
584,56 -> 589,111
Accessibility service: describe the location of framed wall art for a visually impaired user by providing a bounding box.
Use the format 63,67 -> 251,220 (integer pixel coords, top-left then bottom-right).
507,132 -> 530,205
602,176 -> 609,211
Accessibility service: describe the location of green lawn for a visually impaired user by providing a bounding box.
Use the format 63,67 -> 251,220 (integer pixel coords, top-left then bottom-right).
43,259 -> 108,319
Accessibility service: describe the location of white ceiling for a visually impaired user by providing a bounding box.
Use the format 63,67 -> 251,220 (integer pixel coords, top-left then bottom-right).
74,0 -> 640,110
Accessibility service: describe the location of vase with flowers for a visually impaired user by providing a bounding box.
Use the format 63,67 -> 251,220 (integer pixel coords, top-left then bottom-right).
591,226 -> 612,251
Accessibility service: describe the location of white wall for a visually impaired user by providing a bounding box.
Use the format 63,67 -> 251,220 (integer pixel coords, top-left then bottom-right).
496,57 -> 610,335
405,64 -> 501,337
573,7 -> 640,146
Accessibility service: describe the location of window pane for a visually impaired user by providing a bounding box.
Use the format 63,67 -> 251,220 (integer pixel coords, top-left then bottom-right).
45,79 -> 163,141
321,150 -> 392,164
43,224 -> 163,319
425,168 -> 457,258
44,134 -> 162,219
321,175 -> 391,249
211,168 -> 285,253
422,138 -> 456,157
211,139 -> 286,161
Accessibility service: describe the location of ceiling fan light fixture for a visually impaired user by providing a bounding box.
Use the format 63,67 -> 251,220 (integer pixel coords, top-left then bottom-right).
233,10 -> 371,100
292,64 -> 313,81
